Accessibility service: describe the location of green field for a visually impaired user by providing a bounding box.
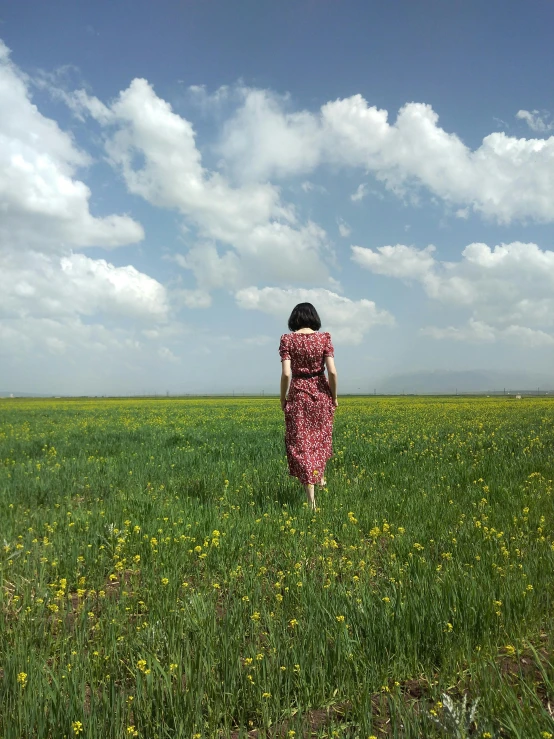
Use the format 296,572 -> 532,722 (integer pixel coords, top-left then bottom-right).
1,397 -> 554,738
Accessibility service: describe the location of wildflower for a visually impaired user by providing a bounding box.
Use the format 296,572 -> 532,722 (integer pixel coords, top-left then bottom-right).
137,659 -> 147,673
169,663 -> 178,672
17,672 -> 28,688
127,727 -> 138,736
289,618 -> 299,628
262,692 -> 271,698
72,722 -> 83,735
445,623 -> 453,632
251,612 -> 261,621
504,644 -> 516,656
336,615 -> 345,622
161,577 -> 169,586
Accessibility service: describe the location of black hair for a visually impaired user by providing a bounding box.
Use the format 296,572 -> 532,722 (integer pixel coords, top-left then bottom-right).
288,302 -> 322,332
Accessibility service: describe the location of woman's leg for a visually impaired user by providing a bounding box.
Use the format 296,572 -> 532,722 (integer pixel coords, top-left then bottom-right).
304,483 -> 316,509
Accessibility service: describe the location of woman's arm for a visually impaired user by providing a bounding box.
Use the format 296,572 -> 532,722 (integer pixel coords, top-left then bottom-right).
325,356 -> 338,406
280,359 -> 291,411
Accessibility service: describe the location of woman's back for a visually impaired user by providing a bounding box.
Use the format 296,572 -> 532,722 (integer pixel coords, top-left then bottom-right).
279,332 -> 334,375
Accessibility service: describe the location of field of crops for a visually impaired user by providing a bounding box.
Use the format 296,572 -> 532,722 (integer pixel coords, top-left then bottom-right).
1,396 -> 554,738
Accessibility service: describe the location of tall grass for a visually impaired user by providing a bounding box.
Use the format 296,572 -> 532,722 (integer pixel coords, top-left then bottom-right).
1,397 -> 553,737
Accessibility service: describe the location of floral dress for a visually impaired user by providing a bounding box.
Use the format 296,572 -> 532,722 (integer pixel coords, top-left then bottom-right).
279,331 -> 335,485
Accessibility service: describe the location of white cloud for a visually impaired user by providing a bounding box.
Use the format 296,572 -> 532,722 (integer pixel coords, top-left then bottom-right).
177,288 -> 212,309
352,243 -> 436,281
67,78 -> 333,291
0,41 -> 177,367
300,180 -> 327,194
421,319 -> 496,343
351,183 -> 369,202
0,40 -> 143,251
0,250 -> 168,321
337,218 -> 351,238
158,346 -> 179,362
422,320 -> 554,347
235,286 -> 394,345
516,109 -> 553,133
217,88 -> 554,223
354,241 -> 554,338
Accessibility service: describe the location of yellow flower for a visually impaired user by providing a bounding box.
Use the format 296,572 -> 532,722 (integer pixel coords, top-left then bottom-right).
262,691 -> 271,698
169,663 -> 178,672
17,672 -> 28,688
161,577 -> 169,586
289,618 -> 299,628
127,727 -> 138,736
336,615 -> 345,622
251,612 -> 261,621
137,659 -> 147,673
72,721 -> 83,735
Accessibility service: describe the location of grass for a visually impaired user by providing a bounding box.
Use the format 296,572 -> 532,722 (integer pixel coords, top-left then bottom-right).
1,396 -> 553,738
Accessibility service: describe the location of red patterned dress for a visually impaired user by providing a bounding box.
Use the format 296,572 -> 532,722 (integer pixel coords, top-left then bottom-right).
279,331 -> 336,485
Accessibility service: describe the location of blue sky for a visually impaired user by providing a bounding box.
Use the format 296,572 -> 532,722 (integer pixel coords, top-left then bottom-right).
1,0 -> 554,394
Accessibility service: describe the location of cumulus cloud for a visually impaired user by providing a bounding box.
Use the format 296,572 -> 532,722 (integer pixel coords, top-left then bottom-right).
354,241 -> 554,342
68,78 -> 333,292
216,88 -> 554,223
0,40 -> 143,250
0,251 -> 168,321
235,286 -> 394,345
0,40 -> 174,365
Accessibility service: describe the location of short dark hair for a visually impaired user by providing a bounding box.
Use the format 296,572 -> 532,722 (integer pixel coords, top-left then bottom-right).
288,302 -> 322,332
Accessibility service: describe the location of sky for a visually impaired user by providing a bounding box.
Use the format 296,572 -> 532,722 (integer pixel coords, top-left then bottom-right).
1,0 -> 554,395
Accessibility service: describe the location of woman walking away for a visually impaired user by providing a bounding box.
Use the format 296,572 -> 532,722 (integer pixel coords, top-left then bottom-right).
279,303 -> 338,510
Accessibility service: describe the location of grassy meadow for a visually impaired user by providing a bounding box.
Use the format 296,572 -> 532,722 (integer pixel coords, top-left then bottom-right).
1,396 -> 554,738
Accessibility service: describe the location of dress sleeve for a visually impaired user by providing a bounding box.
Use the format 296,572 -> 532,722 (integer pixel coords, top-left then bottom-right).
323,333 -> 334,358
279,334 -> 291,361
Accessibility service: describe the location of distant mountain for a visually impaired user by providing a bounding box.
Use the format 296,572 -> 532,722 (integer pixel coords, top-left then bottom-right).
377,370 -> 554,395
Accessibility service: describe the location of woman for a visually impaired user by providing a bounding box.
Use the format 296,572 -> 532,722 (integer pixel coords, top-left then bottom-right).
279,303 -> 338,510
